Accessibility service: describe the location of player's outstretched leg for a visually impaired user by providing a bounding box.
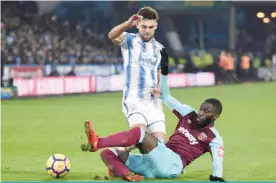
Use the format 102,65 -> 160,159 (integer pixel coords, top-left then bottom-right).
100,148 -> 144,182
83,120 -> 145,152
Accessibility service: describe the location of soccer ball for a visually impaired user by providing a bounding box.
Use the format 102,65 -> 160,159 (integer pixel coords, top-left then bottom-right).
46,153 -> 70,178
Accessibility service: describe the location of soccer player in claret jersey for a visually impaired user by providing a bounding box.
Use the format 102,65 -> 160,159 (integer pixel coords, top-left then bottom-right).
81,48 -> 226,182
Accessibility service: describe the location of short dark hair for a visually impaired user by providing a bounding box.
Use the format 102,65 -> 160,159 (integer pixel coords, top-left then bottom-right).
137,6 -> 159,20
205,98 -> 223,115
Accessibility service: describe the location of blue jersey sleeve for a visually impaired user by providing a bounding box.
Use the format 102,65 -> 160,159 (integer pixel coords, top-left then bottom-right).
160,75 -> 195,117
119,32 -> 134,49
209,131 -> 224,178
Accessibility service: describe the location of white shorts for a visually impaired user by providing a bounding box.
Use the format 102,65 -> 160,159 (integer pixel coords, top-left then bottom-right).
122,98 -> 166,134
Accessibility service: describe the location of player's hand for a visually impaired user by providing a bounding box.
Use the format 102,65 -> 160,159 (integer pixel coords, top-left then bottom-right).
126,14 -> 143,27
160,48 -> 169,75
209,175 -> 226,182
151,88 -> 161,97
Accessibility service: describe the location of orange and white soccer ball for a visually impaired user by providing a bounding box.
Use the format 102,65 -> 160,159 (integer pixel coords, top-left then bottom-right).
46,153 -> 70,178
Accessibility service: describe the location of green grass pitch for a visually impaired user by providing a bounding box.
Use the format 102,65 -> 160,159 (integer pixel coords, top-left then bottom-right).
2,82 -> 276,182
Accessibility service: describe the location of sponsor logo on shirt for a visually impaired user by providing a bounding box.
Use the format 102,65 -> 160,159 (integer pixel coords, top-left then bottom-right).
178,126 -> 198,145
140,53 -> 158,69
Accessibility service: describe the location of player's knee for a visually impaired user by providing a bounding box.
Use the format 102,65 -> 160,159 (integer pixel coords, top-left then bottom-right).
100,149 -> 110,160
116,150 -> 129,163
100,148 -> 117,160
100,148 -> 129,164
128,113 -> 147,130
100,149 -> 111,166
137,132 -> 158,154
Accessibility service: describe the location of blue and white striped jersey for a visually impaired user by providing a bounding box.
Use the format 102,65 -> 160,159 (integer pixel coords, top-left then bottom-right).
119,32 -> 163,100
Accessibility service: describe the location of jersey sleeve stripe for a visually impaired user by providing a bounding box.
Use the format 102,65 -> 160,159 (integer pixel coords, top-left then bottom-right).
124,33 -> 134,100
138,41 -> 146,98
151,41 -> 157,88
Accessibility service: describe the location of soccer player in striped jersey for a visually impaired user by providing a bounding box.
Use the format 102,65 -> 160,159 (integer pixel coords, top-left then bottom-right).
108,7 -> 166,143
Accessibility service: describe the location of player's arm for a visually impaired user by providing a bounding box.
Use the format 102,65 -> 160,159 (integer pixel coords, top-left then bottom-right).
108,22 -> 128,45
159,48 -> 194,118
108,14 -> 143,45
209,135 -> 226,182
156,69 -> 161,88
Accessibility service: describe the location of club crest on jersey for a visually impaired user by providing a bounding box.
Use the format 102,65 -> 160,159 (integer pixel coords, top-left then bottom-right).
187,119 -> 192,124
198,132 -> 208,141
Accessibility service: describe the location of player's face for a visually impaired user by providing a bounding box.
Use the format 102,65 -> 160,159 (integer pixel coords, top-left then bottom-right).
137,19 -> 157,42
197,102 -> 219,126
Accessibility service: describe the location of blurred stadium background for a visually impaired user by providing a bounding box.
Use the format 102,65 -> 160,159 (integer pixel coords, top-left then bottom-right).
1,1 -> 276,182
